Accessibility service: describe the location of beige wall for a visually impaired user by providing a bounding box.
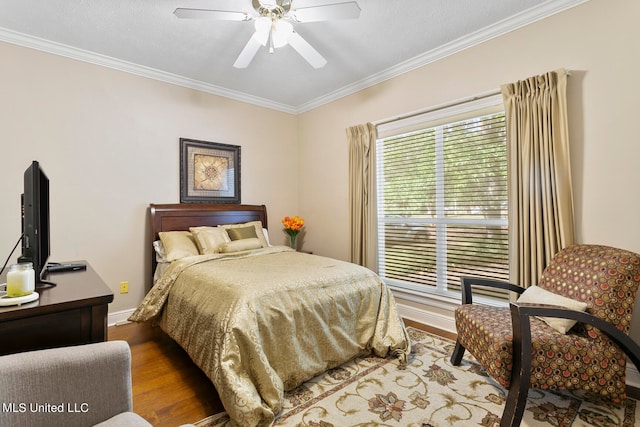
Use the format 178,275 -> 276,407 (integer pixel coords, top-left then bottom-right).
1,0 -> 639,330
298,0 -> 640,262
297,0 -> 640,342
0,42 -> 298,313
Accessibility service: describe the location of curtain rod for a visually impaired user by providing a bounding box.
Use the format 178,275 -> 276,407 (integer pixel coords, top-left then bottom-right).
374,90 -> 500,127
374,69 -> 572,127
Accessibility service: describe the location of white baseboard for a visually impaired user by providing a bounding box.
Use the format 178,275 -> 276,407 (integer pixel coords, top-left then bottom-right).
397,301 -> 456,334
395,301 -> 640,389
108,308 -> 135,327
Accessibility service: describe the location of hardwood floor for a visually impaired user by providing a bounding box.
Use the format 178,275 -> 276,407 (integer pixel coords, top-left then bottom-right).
108,318 -> 445,426
109,319 -> 640,425
108,322 -> 223,426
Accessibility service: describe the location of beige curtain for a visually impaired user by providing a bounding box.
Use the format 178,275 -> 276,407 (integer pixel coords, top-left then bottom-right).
501,69 -> 575,288
347,123 -> 377,268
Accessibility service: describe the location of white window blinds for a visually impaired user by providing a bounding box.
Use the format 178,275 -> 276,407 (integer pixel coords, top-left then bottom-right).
376,95 -> 509,302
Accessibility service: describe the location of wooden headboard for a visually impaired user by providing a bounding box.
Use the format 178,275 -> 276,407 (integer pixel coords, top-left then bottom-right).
149,203 -> 268,285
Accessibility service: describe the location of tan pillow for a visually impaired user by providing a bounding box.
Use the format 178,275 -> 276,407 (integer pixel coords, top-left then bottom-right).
158,231 -> 199,261
219,221 -> 269,248
518,285 -> 588,334
220,238 -> 263,253
190,227 -> 230,254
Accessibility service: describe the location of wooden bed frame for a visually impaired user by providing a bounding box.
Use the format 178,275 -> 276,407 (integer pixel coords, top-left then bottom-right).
149,203 -> 268,287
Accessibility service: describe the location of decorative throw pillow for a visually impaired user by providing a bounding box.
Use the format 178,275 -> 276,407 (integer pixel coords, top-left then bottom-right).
517,285 -> 588,334
219,221 -> 269,248
190,226 -> 231,254
158,231 -> 200,261
226,226 -> 257,240
220,238 -> 263,253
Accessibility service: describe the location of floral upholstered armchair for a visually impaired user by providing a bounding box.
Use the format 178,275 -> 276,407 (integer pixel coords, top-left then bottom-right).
451,244 -> 640,427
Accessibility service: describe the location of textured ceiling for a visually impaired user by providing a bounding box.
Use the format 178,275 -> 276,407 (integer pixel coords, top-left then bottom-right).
0,0 -> 586,113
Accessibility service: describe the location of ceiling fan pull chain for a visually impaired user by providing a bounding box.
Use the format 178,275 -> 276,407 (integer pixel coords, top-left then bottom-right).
269,19 -> 276,54
269,33 -> 274,54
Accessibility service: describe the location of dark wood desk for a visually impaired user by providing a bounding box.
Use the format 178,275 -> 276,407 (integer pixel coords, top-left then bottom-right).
0,261 -> 113,355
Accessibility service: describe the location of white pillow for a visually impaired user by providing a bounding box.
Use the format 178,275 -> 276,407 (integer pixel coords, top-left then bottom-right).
153,240 -> 167,263
518,285 -> 588,334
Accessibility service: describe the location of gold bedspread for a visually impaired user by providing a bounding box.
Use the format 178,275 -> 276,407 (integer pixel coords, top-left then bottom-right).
129,246 -> 410,427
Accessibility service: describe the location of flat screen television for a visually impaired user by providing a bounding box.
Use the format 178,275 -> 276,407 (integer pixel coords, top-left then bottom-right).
18,160 -> 51,286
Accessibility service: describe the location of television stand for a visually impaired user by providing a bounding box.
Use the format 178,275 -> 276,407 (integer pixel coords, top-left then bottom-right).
0,261 -> 113,355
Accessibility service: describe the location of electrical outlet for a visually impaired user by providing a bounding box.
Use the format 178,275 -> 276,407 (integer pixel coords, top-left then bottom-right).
119,281 -> 129,294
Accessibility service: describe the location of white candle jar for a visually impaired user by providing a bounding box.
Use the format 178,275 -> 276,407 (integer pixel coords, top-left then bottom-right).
6,262 -> 35,297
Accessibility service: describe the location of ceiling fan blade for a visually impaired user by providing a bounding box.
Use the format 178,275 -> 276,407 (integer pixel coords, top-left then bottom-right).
233,33 -> 264,68
174,8 -> 251,21
288,32 -> 327,69
292,1 -> 360,22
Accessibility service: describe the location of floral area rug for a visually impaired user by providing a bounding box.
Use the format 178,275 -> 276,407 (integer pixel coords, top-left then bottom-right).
195,327 -> 638,426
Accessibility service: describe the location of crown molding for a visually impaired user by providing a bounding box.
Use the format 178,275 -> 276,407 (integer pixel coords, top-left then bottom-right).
295,0 -> 589,113
0,0 -> 588,115
0,27 -> 298,114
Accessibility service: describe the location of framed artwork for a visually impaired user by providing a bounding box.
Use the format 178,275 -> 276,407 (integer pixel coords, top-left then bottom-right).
180,138 -> 241,203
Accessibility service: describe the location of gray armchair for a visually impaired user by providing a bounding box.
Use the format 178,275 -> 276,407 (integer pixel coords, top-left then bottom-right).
0,341 -> 151,427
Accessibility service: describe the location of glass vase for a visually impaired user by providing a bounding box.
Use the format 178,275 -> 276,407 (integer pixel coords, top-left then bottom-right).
289,234 -> 298,251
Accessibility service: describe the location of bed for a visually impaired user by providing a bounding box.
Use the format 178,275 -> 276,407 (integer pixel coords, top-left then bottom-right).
130,203 -> 410,427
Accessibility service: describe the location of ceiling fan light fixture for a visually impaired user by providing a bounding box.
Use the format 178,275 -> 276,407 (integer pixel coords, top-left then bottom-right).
254,0 -> 291,18
254,17 -> 293,49
272,20 -> 293,48
254,16 -> 271,46
258,0 -> 277,8
176,0 -> 359,68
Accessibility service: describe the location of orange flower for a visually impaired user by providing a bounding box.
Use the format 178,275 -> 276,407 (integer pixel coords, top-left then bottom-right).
282,215 -> 305,249
282,215 -> 305,232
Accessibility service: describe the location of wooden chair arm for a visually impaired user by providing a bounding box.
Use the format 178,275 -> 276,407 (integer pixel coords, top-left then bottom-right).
459,276 -> 524,304
501,302 -> 640,427
509,303 -> 640,369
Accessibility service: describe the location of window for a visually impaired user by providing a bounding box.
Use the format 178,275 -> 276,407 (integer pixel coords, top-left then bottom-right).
375,96 -> 509,302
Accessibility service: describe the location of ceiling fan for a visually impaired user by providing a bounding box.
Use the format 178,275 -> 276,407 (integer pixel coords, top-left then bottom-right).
174,0 -> 361,69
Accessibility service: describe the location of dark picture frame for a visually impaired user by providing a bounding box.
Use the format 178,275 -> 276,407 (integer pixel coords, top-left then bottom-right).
180,138 -> 241,203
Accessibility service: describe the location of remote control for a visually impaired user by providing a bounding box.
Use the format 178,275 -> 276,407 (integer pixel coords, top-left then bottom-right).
47,263 -> 87,273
